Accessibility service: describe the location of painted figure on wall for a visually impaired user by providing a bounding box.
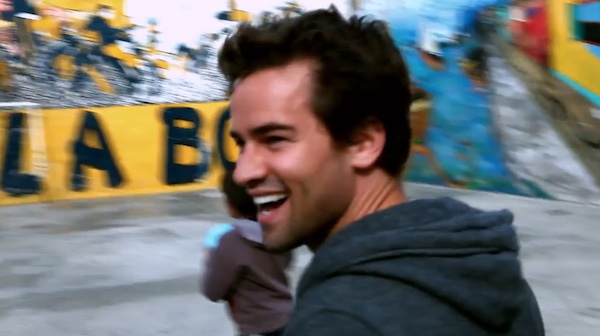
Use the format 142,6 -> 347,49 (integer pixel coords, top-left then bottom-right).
505,0 -> 548,65
408,84 -> 463,188
460,44 -> 487,88
416,27 -> 446,71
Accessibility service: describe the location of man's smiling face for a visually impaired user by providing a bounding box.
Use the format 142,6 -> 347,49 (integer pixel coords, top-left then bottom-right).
229,60 -> 356,252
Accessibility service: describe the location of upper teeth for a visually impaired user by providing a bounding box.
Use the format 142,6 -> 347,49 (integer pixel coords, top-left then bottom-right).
254,194 -> 287,205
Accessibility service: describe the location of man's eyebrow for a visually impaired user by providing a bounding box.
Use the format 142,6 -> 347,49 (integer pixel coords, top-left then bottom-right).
250,123 -> 295,136
230,123 -> 296,140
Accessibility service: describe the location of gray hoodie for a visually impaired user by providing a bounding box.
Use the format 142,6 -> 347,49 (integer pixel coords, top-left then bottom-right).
202,219 -> 293,335
283,197 -> 544,335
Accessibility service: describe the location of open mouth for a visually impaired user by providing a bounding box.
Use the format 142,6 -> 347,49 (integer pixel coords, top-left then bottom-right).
253,194 -> 288,219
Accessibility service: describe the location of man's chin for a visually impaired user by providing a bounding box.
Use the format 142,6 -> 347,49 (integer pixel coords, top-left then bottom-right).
262,235 -> 300,253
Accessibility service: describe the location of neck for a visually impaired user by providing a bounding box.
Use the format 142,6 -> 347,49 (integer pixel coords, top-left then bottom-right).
308,173 -> 406,252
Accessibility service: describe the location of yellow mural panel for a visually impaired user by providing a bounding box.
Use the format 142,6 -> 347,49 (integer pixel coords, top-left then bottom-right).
548,0 -> 600,97
0,101 -> 237,206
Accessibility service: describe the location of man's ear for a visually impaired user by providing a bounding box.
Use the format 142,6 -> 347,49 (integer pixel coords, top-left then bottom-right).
349,118 -> 386,170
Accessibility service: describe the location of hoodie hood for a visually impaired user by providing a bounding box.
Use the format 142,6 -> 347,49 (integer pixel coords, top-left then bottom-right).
297,197 -> 526,330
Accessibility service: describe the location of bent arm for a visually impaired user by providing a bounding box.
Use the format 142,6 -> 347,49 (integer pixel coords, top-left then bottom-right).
201,232 -> 242,302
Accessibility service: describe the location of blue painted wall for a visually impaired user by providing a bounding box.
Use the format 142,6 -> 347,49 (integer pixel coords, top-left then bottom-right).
361,0 -> 551,198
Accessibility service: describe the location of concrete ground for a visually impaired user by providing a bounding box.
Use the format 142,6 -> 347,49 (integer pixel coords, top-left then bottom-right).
0,183 -> 599,336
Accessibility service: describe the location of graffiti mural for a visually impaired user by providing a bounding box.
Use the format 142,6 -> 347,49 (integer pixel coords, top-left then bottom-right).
1,0 -> 600,206
489,0 -> 600,201
547,0 -> 600,144
491,0 -> 600,146
0,101 -> 239,205
0,0 -> 324,108
0,0 -> 235,108
355,0 -> 600,202
351,0 -> 544,197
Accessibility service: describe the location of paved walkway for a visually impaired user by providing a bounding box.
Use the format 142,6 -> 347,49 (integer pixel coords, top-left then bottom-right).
0,183 -> 599,335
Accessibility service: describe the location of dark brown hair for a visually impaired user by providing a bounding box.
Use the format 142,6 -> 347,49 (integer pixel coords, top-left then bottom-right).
221,167 -> 257,221
219,7 -> 412,176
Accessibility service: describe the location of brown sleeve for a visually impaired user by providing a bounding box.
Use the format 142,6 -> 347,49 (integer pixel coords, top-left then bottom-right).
201,230 -> 244,302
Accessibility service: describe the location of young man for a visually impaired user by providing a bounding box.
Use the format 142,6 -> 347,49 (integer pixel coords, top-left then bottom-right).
201,168 -> 293,336
218,6 -> 545,336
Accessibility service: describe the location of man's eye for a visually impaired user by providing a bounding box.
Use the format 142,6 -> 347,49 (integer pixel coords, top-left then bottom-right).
264,136 -> 286,144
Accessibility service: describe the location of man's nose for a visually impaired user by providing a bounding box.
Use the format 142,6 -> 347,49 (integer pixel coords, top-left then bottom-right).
233,148 -> 267,188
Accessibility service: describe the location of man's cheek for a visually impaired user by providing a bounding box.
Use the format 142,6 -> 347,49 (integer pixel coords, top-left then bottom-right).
274,153 -> 312,177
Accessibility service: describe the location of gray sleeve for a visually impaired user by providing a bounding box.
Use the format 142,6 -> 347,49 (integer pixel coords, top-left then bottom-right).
201,231 -> 243,302
284,309 -> 380,336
